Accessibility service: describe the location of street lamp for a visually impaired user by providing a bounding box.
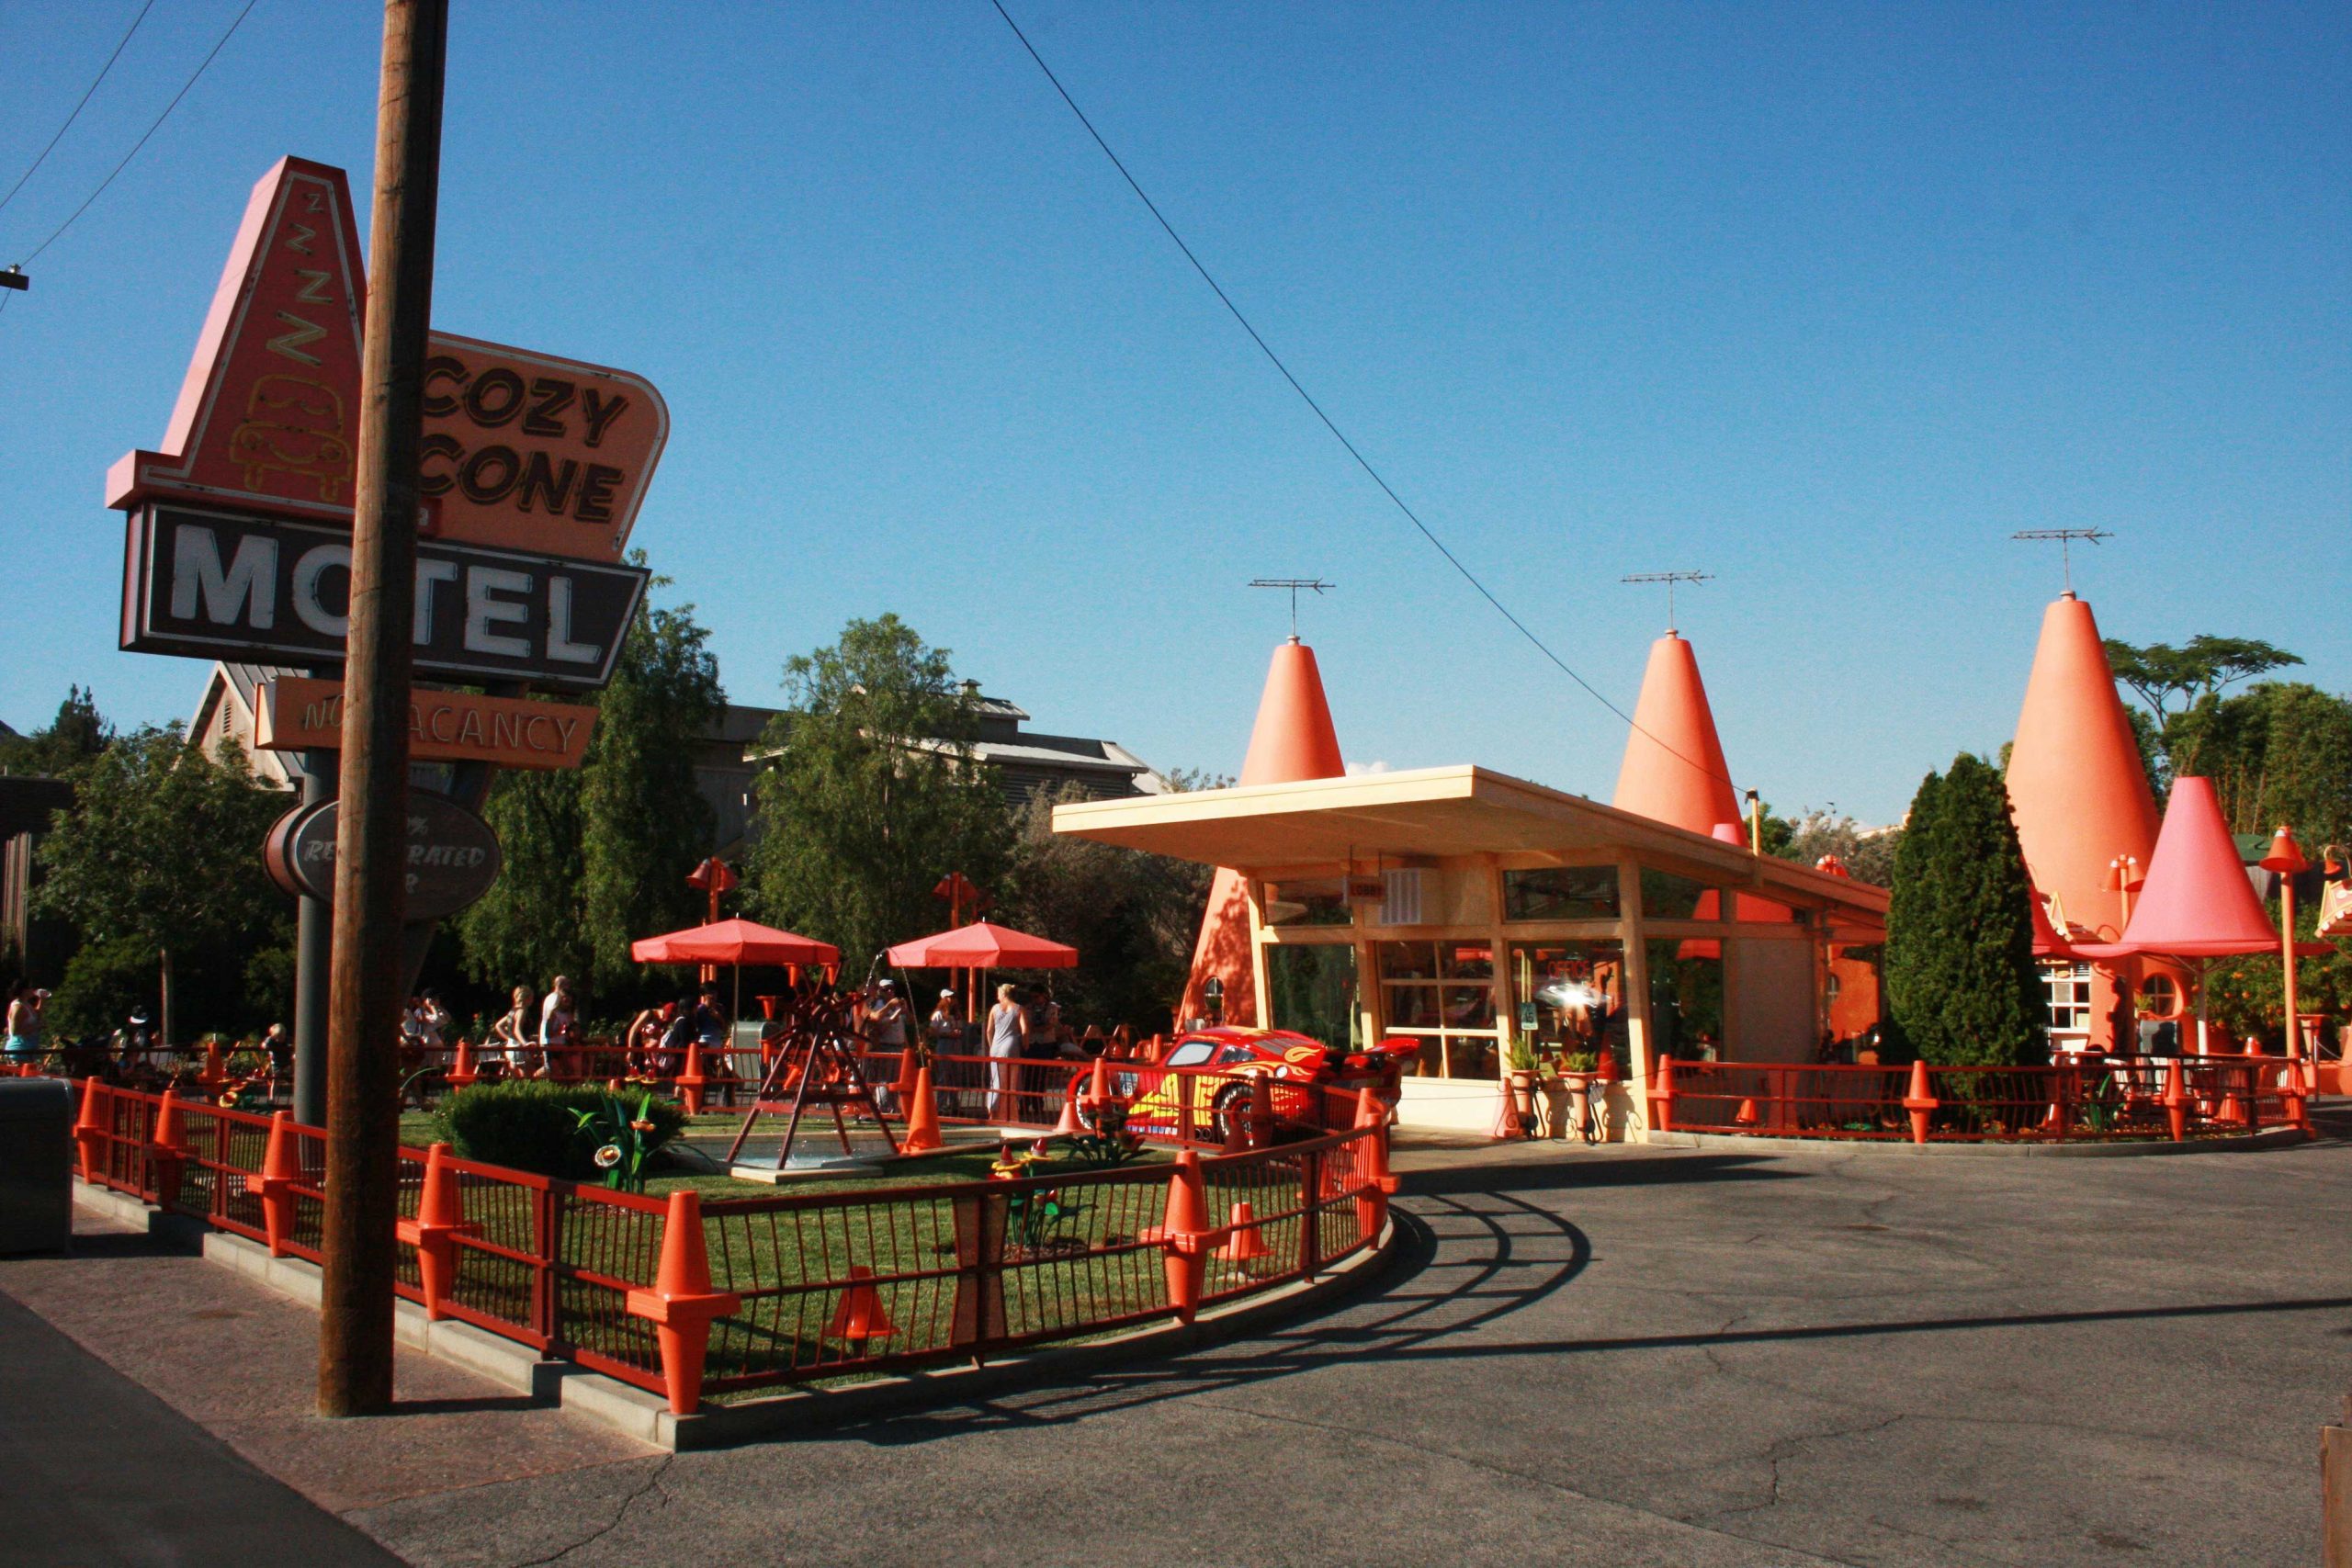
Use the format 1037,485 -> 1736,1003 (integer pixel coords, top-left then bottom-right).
2257,826 -> 2308,1073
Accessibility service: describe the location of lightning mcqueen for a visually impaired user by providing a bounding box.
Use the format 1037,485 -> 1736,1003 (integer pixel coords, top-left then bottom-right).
1097,1026 -> 1418,1142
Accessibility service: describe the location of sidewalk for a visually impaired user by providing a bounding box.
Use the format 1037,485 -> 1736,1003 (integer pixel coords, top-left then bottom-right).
0,1208 -> 659,1563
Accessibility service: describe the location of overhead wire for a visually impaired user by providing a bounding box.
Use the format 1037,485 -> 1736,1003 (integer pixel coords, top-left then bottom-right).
982,0 -> 1748,802
0,0 -> 158,220
8,0 -> 263,272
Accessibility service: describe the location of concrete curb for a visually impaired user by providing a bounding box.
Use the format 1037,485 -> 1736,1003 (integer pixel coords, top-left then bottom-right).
69,1179 -> 1406,1453
1645,1125 -> 2313,1157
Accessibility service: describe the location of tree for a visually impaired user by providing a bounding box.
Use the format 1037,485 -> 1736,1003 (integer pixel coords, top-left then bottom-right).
745,616 -> 1012,974
2160,682 -> 2352,842
0,685 -> 113,776
457,581 -> 726,1009
1767,807 -> 1904,887
32,726 -> 289,1042
1000,783 -> 1213,1030
2104,635 -> 2301,723
1881,755 -> 2045,1067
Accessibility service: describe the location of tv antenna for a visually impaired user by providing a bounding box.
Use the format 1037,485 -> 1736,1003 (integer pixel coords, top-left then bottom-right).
2011,528 -> 2112,595
1621,570 -> 1713,633
1248,578 -> 1333,641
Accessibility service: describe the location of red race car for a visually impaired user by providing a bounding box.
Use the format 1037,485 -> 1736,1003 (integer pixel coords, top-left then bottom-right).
1108,1026 -> 1416,1142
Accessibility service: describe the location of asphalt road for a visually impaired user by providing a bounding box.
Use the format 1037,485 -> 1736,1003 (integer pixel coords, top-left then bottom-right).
342,1114 -> 2352,1567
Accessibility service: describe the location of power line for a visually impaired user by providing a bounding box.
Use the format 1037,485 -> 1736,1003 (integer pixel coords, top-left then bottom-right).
0,0 -> 160,220
983,0 -> 1746,798
9,0 -> 262,271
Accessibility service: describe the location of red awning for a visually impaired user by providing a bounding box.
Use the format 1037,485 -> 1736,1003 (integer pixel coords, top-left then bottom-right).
887,920 -> 1078,969
631,919 -> 840,967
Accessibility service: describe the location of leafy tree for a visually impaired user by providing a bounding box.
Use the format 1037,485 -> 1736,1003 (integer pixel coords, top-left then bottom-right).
1000,783 -> 1213,1031
0,685 -> 113,776
1767,807 -> 1904,887
2104,635 -> 2301,722
457,581 -> 725,1008
1881,755 -> 2045,1067
745,615 -> 1012,973
2161,682 -> 2352,843
32,726 -> 289,1042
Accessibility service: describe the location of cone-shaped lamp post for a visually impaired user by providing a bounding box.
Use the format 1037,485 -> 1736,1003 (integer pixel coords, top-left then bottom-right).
2259,827 -> 2308,1056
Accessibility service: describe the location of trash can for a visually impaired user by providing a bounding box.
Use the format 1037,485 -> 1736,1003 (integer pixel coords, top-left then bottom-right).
0,1077 -> 74,1255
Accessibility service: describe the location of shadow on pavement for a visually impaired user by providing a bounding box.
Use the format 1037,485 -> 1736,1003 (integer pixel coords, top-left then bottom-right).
1403,1151 -> 1802,1198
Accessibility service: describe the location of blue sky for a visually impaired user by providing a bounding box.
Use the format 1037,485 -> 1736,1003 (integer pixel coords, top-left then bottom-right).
3,2 -> 2345,822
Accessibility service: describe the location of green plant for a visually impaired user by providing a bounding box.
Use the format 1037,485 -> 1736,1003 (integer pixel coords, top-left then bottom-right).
433,1079 -> 684,1180
1558,1049 -> 1600,1076
571,1090 -> 668,1192
1504,1040 -> 1538,1074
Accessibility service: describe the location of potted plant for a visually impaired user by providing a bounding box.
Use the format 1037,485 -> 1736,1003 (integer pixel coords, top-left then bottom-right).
1504,1040 -> 1539,1130
1557,1049 -> 1600,1143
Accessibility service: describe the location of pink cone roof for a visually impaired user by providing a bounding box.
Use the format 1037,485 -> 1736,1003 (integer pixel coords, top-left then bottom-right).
1182,640 -> 1347,1025
1613,635 -> 1740,834
2074,777 -> 2277,958
2005,595 -> 2160,942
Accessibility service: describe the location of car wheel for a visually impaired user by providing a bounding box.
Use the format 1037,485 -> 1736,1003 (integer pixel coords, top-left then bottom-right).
1207,1083 -> 1252,1144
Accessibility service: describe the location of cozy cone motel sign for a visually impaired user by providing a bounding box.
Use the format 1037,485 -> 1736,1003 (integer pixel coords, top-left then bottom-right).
109,156 -> 670,916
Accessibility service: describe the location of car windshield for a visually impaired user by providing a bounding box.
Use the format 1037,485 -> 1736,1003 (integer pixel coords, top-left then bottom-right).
1165,1040 -> 1216,1068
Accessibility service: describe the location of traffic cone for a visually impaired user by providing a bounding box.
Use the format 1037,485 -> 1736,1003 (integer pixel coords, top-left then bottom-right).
1353,1088 -> 1396,1239
1248,1074 -> 1276,1148
900,1066 -> 943,1154
623,1190 -> 741,1416
889,1047 -> 919,1098
826,1264 -> 899,1343
1050,1084 -> 1086,1138
1218,1201 -> 1272,1264
2163,1060 -> 2188,1142
150,1088 -> 189,1208
447,1038 -> 479,1090
1086,1054 -> 1112,1108
252,1111 -> 300,1257
1734,1097 -> 1760,1127
200,1040 -> 226,1093
1148,1149 -> 1213,1323
676,1037 -> 708,1116
1651,1055 -> 1677,1134
73,1079 -> 109,1183
394,1142 -> 474,1319
1900,1060 -> 1938,1146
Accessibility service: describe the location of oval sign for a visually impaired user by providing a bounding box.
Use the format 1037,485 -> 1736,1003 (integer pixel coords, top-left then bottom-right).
264,793 -> 502,920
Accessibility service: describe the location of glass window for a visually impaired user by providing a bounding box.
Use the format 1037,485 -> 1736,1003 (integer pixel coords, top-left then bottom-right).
1503,865 -> 1619,922
1380,940 -> 1499,1078
2140,974 -> 2179,1019
1442,942 -> 1493,980
1510,942 -> 1624,1060
1377,941 -> 1438,979
2045,963 -> 2093,1033
1639,869 -> 1721,920
1264,942 -> 1360,1052
1165,1040 -> 1215,1068
1264,879 -> 1351,927
1645,941 -> 1724,1062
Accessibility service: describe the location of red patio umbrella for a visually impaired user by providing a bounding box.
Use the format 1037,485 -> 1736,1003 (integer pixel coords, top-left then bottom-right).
886,920 -> 1078,970
633,919 -> 842,1036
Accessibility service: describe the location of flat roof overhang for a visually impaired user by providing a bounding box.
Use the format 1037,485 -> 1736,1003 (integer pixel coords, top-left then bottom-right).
1052,763 -> 1888,934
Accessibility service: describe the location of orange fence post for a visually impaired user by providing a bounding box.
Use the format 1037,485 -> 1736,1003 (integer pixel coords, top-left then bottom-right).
901,1066 -> 944,1155
1353,1087 -> 1398,1240
1248,1073 -> 1275,1150
1652,1056 -> 1676,1134
1142,1148 -> 1219,1323
150,1087 -> 189,1208
200,1040 -> 226,1094
393,1143 -> 477,1320
447,1039 -> 479,1092
675,1038 -> 708,1117
74,1079 -> 107,1183
251,1111 -> 300,1257
1900,1061 -> 1937,1146
1085,1054 -> 1111,1109
624,1190 -> 741,1416
2163,1060 -> 2189,1142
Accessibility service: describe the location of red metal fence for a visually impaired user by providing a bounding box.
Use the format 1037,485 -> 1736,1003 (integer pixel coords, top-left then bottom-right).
1652,1055 -> 2309,1144
67,1071 -> 1394,1418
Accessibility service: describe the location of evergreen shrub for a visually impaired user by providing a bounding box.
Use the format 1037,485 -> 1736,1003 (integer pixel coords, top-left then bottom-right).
433,1080 -> 686,1179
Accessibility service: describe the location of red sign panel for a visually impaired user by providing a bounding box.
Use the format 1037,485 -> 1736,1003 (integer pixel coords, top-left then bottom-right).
107,159 -> 666,564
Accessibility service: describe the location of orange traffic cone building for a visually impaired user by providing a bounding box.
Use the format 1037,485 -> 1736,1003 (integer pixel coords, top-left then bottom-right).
1179,639 -> 1347,1029
826,1264 -> 899,1344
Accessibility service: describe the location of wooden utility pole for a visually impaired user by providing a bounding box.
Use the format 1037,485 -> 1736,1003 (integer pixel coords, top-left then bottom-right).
319,0 -> 448,1418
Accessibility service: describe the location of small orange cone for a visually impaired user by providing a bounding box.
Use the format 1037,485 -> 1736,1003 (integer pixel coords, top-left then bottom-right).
74,1079 -> 108,1183
2163,1060 -> 2189,1142
1900,1060 -> 1938,1146
826,1264 -> 898,1342
1651,1055 -> 1677,1134
150,1088 -> 189,1208
1148,1149 -> 1213,1322
899,1066 -> 943,1154
1086,1054 -> 1112,1108
200,1040 -> 226,1092
889,1047 -> 919,1098
676,1037 -> 708,1116
1218,1201 -> 1272,1264
1050,1085 -> 1086,1138
1734,1097 -> 1760,1127
448,1038 -> 479,1090
1248,1073 -> 1276,1148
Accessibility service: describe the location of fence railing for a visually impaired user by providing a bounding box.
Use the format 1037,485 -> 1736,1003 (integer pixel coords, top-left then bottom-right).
1651,1054 -> 2309,1144
67,1071 -> 1395,1417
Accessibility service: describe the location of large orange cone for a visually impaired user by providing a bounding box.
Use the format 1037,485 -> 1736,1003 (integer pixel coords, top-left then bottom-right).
1217,1201 -> 1272,1264
899,1066 -> 944,1154
150,1088 -> 190,1208
394,1142 -> 475,1319
623,1190 -> 741,1416
1613,633 -> 1740,833
74,1079 -> 107,1183
1148,1149 -> 1215,1322
676,1037 -> 708,1116
826,1264 -> 899,1343
252,1111 -> 300,1257
1900,1060 -> 1937,1146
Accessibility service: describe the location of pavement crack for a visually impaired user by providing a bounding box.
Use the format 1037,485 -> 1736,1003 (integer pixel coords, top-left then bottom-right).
511,1454 -> 673,1567
1690,1414 -> 1908,1526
